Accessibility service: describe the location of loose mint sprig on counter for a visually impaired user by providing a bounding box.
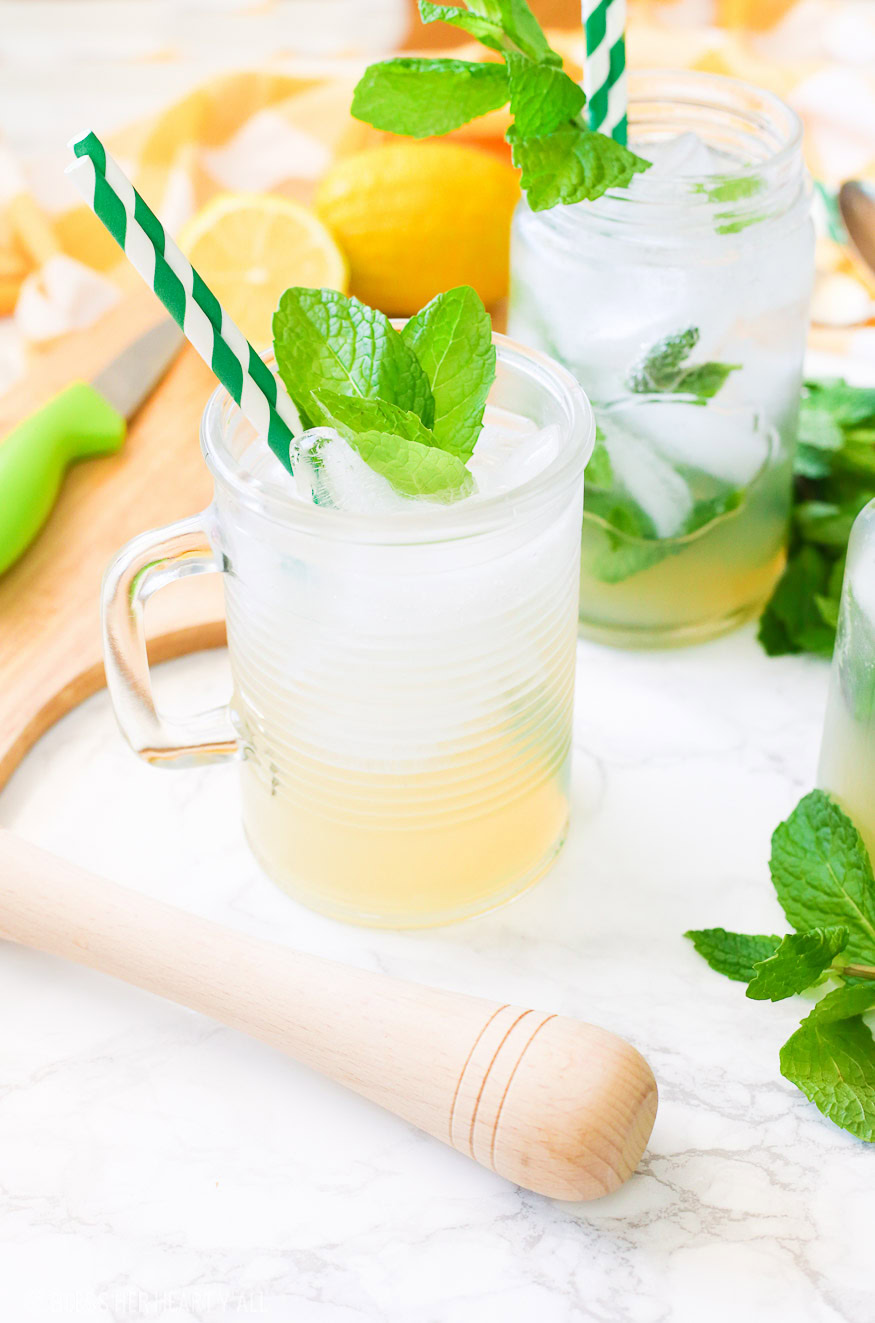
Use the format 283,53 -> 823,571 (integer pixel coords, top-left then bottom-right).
686,790 -> 875,1142
271,284 -> 495,501
351,0 -> 649,211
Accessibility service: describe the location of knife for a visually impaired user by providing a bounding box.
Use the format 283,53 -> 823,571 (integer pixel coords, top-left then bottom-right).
0,317 -> 183,576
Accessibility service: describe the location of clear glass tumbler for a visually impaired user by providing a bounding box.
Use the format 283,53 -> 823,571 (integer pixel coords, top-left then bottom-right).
102,335 -> 593,927
508,69 -> 815,647
818,498 -> 875,861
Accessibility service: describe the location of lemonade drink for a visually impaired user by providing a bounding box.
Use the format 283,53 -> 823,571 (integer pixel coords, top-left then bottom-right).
818,501 -> 875,861
204,336 -> 592,926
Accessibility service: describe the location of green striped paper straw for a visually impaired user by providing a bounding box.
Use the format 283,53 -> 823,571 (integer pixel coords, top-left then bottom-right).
66,131 -> 301,471
583,0 -> 628,145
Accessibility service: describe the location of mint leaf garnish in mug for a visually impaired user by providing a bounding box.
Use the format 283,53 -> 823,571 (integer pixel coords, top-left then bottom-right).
272,285 -> 495,502
686,790 -> 875,1141
273,287 -> 435,430
351,0 -> 649,211
400,285 -> 495,461
311,390 -> 475,502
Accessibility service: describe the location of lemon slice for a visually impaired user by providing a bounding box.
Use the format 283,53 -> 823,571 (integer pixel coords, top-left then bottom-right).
179,193 -> 348,349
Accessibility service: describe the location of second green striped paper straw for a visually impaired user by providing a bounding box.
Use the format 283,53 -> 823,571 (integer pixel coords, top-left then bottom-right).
583,0 -> 628,145
66,133 -> 301,471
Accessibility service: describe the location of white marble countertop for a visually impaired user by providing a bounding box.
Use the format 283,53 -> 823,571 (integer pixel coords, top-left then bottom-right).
2,627 -> 873,1322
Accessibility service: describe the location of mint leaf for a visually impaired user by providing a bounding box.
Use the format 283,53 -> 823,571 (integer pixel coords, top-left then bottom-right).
798,403 -> 845,457
794,500 -> 857,550
351,58 -> 509,138
626,329 -> 738,401
770,790 -> 875,964
780,1013 -> 875,1141
685,928 -> 782,983
676,361 -> 740,401
807,379 -> 875,428
273,288 -> 433,430
508,123 -> 649,210
758,545 -> 836,658
400,286 -> 495,462
484,0 -> 563,65
313,389 -> 474,502
810,983 -> 875,1024
746,927 -> 849,1002
760,378 -> 875,657
627,329 -> 699,393
505,52 -> 585,138
418,2 -> 507,51
694,175 -> 762,204
586,429 -> 613,487
582,490 -> 670,584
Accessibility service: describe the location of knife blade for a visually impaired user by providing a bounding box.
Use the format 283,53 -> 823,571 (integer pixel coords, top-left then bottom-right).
0,317 -> 183,577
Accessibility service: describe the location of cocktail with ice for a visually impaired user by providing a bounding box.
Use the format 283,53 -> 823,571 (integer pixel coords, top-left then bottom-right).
103,288 -> 593,927
818,499 -> 875,862
509,70 -> 815,646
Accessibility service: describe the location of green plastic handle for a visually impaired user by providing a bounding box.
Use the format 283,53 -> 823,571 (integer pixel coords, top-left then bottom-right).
0,381 -> 126,576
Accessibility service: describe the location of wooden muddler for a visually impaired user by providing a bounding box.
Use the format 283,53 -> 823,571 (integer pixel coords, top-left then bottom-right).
0,831 -> 657,1201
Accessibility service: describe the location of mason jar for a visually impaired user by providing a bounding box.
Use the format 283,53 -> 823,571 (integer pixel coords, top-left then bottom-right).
818,498 -> 875,862
508,69 -> 815,648
101,334 -> 593,928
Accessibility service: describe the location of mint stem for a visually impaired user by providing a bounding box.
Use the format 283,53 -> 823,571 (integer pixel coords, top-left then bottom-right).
839,963 -> 875,981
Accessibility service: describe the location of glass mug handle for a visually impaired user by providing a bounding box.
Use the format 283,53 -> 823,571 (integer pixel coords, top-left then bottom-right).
101,512 -> 239,766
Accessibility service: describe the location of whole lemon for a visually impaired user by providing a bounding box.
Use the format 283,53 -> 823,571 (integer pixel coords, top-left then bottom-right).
314,141 -> 520,316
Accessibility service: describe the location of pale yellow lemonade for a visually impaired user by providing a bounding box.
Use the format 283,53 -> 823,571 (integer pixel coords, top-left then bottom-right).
818,529 -> 875,861
218,397 -> 586,926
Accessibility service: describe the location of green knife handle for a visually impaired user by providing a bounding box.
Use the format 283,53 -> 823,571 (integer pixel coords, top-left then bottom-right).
0,381 -> 126,576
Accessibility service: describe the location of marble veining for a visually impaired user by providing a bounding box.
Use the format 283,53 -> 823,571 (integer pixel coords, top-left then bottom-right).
1,630 -> 873,1322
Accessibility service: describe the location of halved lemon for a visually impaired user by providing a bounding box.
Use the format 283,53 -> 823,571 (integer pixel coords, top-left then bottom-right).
179,193 -> 348,349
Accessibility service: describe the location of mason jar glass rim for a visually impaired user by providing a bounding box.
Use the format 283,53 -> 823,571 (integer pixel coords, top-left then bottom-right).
200,331 -> 594,546
528,67 -> 806,241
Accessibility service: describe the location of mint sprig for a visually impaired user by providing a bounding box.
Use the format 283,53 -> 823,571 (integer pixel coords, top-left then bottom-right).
626,327 -> 740,402
758,378 -> 875,658
272,285 -> 494,502
351,0 -> 649,212
686,790 -> 875,1142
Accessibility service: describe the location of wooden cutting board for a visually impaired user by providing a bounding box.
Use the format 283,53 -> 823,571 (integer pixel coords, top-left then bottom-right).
0,288 -> 227,793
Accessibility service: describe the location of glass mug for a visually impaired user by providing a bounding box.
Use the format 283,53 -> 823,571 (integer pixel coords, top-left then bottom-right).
102,334 -> 594,927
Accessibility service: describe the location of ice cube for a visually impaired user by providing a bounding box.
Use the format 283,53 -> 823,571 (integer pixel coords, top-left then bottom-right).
601,415 -> 694,538
608,400 -> 770,487
468,419 -> 560,495
636,131 -> 720,179
289,428 -> 413,514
